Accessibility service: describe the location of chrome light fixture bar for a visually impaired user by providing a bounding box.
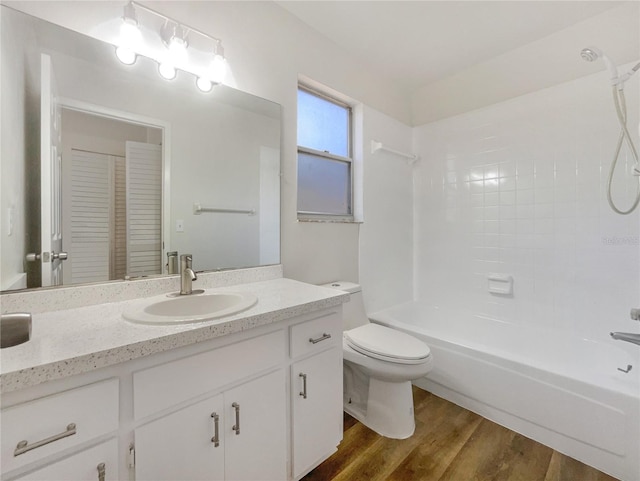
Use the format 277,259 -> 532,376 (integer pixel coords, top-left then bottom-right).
115,1 -> 228,91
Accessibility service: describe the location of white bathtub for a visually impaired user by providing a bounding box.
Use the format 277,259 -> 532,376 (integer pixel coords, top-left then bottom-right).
369,301 -> 640,481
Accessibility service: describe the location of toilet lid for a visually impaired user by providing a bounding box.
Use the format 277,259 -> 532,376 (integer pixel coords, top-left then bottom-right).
344,324 -> 431,365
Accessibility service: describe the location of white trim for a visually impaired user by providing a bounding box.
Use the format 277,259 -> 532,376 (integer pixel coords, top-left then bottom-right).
296,83 -> 356,219
297,146 -> 352,164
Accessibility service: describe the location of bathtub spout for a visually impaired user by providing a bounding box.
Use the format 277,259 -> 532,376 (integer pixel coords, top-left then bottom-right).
610,332 -> 640,346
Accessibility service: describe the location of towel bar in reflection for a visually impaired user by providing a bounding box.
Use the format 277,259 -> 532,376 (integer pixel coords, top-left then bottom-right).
193,203 -> 256,216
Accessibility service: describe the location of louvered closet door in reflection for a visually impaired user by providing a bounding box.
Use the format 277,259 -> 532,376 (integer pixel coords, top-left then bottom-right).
126,141 -> 162,277
69,150 -> 112,284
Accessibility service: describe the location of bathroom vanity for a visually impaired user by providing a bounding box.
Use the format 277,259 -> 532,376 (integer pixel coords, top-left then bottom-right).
0,268 -> 347,481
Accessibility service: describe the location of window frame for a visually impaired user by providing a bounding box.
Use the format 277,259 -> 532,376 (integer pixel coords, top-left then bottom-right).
297,84 -> 354,222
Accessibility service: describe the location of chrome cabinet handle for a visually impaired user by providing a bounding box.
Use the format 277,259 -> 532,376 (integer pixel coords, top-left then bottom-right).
309,333 -> 331,344
14,423 -> 77,456
97,463 -> 106,481
211,412 -> 220,447
299,373 -> 307,399
232,402 -> 240,435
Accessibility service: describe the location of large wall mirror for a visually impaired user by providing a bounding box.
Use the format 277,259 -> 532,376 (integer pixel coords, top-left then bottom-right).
1,5 -> 281,292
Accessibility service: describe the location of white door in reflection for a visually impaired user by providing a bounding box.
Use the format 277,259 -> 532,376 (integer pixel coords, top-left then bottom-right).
61,109 -> 163,284
40,54 -> 64,287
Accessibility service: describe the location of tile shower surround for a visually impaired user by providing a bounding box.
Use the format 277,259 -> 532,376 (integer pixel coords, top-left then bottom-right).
413,67 -> 640,342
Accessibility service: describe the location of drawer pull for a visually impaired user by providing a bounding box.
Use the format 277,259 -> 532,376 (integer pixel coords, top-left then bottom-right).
97,462 -> 106,481
299,373 -> 308,399
211,412 -> 220,447
14,423 -> 77,457
309,333 -> 331,344
232,402 -> 240,435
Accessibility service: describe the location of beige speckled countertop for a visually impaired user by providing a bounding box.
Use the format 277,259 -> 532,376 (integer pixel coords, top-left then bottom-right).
0,278 -> 348,393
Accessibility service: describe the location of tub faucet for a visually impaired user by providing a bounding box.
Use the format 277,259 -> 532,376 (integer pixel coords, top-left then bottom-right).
180,254 -> 198,295
610,332 -> 640,346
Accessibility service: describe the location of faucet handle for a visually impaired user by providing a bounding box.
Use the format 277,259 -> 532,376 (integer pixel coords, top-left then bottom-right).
180,254 -> 193,269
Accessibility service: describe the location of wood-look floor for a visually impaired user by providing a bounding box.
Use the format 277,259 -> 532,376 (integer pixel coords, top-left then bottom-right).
303,386 -> 619,481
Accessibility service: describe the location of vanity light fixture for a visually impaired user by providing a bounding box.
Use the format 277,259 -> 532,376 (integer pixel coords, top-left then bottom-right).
113,1 -> 228,90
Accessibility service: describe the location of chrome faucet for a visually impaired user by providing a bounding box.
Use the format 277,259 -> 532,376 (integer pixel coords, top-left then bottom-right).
180,254 -> 198,295
610,332 -> 640,346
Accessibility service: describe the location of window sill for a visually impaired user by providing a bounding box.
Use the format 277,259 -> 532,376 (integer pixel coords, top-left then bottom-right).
297,216 -> 362,224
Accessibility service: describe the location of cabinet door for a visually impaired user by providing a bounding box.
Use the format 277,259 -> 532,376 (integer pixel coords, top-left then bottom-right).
291,347 -> 343,479
225,370 -> 287,481
135,395 -> 225,481
14,438 -> 118,481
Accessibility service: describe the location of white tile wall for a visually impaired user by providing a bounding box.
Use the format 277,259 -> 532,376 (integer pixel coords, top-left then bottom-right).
413,66 -> 640,341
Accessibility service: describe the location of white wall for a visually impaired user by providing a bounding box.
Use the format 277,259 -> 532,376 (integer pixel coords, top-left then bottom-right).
7,0 -> 412,286
0,8 -> 39,289
359,106 -> 414,313
61,110 -> 153,158
412,66 -> 640,342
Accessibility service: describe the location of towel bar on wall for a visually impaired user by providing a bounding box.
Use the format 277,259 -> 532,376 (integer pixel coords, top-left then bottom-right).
371,140 -> 419,164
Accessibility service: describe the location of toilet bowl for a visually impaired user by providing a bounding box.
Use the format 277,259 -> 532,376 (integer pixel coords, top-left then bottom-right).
323,282 -> 433,439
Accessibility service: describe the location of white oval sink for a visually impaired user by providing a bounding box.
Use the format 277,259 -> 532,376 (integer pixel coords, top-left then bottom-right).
123,292 -> 258,325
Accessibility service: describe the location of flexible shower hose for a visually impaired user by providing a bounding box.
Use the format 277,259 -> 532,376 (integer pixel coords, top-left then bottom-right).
607,86 -> 640,215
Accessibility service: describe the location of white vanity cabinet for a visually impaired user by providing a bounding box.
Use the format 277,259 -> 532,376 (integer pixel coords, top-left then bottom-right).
135,369 -> 286,481
132,330 -> 287,481
0,379 -> 119,481
290,312 -> 343,479
12,439 -> 118,481
1,302 -> 345,481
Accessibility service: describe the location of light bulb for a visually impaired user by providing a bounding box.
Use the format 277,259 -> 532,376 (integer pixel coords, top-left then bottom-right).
158,62 -> 176,80
168,37 -> 188,63
209,54 -> 227,84
119,2 -> 142,52
161,22 -> 188,67
115,46 -> 136,65
120,19 -> 142,46
196,77 -> 213,93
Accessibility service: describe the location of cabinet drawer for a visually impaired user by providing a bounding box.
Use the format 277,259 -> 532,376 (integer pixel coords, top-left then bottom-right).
1,379 -> 119,475
13,438 -> 118,481
290,311 -> 341,359
134,330 -> 285,420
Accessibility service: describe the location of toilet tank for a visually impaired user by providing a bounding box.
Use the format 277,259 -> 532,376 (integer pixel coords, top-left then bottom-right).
322,281 -> 370,331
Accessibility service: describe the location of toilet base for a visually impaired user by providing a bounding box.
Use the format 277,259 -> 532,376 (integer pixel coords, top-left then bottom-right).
345,377 -> 415,439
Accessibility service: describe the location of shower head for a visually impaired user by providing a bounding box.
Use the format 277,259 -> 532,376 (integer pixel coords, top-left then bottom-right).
580,47 -> 601,62
581,45 -> 619,86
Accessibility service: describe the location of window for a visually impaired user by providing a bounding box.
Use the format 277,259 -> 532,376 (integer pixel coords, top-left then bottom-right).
297,85 -> 353,219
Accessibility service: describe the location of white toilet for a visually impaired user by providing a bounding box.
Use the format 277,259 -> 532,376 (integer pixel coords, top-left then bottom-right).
323,282 -> 433,439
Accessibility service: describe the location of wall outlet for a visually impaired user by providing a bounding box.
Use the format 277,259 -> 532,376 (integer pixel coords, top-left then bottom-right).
176,219 -> 184,232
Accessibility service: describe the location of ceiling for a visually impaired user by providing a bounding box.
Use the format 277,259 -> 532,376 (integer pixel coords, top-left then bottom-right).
276,1 -> 623,92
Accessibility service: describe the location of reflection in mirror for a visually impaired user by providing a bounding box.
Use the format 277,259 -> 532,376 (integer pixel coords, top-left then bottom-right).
0,5 -> 281,293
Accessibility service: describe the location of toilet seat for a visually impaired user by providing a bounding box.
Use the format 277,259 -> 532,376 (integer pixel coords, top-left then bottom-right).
344,324 -> 431,365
